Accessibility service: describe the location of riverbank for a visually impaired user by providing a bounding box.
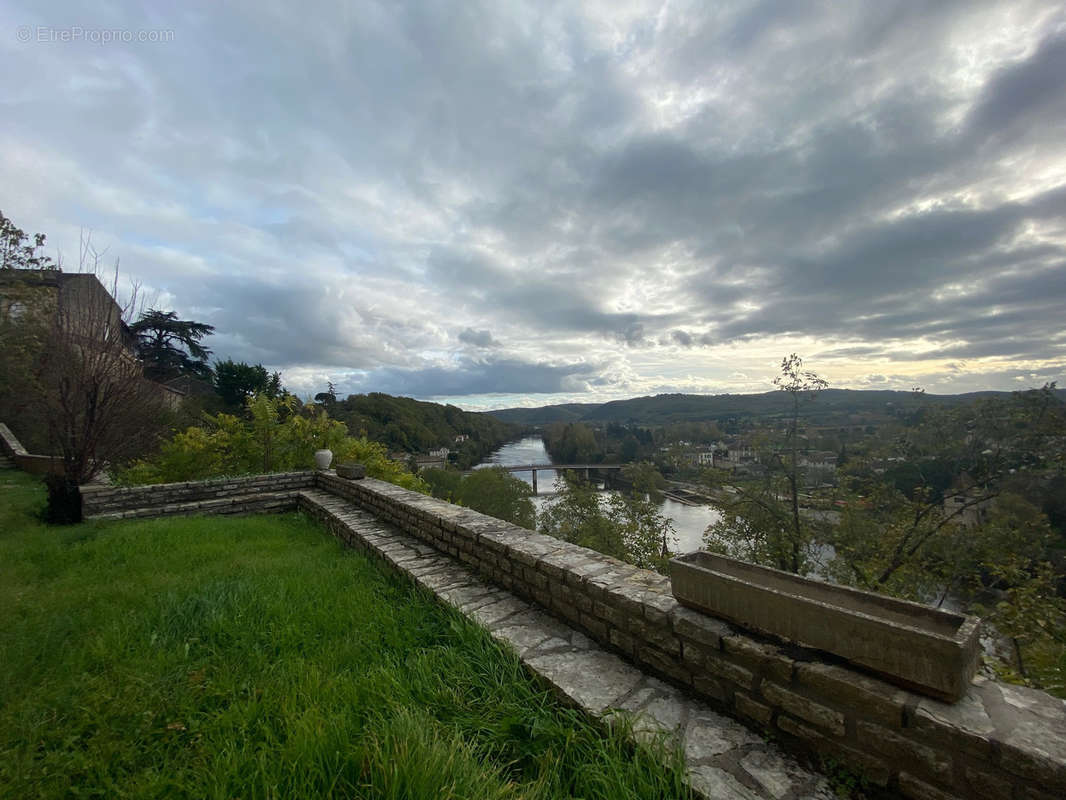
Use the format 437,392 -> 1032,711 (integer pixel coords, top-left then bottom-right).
478,437 -> 721,553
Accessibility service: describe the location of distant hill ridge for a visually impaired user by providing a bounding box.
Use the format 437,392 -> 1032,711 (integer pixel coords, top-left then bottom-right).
488,387 -> 1066,427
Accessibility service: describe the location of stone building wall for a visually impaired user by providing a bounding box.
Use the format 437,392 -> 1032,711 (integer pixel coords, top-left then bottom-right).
78,468 -> 1066,800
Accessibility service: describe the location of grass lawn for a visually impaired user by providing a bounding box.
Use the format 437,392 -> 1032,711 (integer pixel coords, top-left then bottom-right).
0,471 -> 691,799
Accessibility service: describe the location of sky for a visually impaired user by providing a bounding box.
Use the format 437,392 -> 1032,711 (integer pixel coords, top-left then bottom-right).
2,1 -> 1065,410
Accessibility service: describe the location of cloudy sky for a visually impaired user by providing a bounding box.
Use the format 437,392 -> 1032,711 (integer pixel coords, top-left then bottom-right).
3,1 -> 1065,408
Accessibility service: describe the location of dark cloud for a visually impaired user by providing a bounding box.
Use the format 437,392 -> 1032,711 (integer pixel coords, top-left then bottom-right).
967,33 -> 1066,144
458,328 -> 499,348
671,330 -> 694,347
343,356 -> 603,397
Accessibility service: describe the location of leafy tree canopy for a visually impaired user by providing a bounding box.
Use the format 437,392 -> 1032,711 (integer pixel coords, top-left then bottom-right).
539,475 -> 675,572
214,358 -> 282,409
130,309 -> 215,380
0,210 -> 56,270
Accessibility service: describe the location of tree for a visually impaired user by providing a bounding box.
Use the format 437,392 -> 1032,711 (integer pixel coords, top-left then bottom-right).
703,355 -> 829,574
1,237 -> 168,521
823,388 -> 1066,692
214,358 -> 282,409
773,353 -> 830,571
129,309 -> 215,380
540,478 -> 627,560
0,210 -> 56,270
455,467 -> 535,529
314,381 -> 338,407
422,467 -> 463,502
539,474 -> 675,571
827,385 -> 1065,596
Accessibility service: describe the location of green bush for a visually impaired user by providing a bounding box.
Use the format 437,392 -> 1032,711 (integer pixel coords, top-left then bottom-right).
119,395 -> 428,492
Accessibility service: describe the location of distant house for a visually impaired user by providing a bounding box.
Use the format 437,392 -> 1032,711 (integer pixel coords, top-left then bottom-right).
454,434 -> 469,443
429,447 -> 450,459
800,451 -> 837,470
713,441 -> 757,470
413,454 -> 447,471
942,473 -> 994,528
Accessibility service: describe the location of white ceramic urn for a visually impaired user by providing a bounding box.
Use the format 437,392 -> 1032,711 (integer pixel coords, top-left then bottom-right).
313,448 -> 333,470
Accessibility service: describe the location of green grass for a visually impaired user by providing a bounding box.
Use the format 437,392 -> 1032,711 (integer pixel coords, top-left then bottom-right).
0,471 -> 691,799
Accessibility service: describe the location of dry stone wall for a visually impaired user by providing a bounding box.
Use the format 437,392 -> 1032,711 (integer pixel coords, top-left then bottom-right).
80,472 -> 315,519
77,468 -> 1066,800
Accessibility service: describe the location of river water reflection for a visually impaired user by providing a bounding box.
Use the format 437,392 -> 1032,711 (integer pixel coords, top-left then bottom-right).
477,436 -> 720,553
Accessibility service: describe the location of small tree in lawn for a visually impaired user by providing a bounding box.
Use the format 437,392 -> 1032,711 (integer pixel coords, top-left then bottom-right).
27,240 -> 168,521
704,354 -> 829,573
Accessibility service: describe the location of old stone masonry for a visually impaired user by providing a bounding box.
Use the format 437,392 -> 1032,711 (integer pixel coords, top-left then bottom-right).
80,470 -> 1066,800
302,489 -> 835,800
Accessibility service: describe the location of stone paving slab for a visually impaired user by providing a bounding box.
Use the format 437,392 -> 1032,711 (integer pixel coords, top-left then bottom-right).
299,489 -> 836,800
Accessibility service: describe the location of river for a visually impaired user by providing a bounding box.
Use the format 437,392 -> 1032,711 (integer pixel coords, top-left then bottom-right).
477,436 -> 720,553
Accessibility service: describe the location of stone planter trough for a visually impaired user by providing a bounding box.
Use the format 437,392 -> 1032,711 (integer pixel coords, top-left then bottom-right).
670,551 -> 981,701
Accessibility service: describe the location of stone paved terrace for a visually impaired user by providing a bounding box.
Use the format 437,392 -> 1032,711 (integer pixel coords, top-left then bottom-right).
78,469 -> 1066,800
297,488 -> 835,800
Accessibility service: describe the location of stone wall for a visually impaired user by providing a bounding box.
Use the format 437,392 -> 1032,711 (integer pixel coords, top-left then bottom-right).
80,472 -> 315,519
0,422 -> 64,476
0,423 -> 29,459
317,471 -> 1066,800
76,467 -> 1066,800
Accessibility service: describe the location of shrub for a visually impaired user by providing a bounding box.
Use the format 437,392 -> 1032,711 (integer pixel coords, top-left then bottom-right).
119,395 -> 428,492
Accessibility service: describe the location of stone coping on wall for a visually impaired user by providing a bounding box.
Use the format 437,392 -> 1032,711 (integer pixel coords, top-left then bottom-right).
78,469 -> 1066,800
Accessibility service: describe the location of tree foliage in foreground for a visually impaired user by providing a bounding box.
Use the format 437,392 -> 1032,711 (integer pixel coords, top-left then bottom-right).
120,394 -> 427,492
539,464 -> 675,572
703,362 -> 1066,692
423,467 -> 536,529
704,354 -> 830,574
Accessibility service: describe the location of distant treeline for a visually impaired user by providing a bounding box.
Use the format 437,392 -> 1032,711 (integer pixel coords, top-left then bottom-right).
489,388 -> 1066,428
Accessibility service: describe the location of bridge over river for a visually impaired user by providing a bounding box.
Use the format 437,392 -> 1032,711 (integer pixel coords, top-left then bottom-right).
475,463 -> 624,492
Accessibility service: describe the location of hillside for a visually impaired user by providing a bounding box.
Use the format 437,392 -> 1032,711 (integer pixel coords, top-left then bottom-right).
490,387 -> 1066,428
335,392 -> 518,467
